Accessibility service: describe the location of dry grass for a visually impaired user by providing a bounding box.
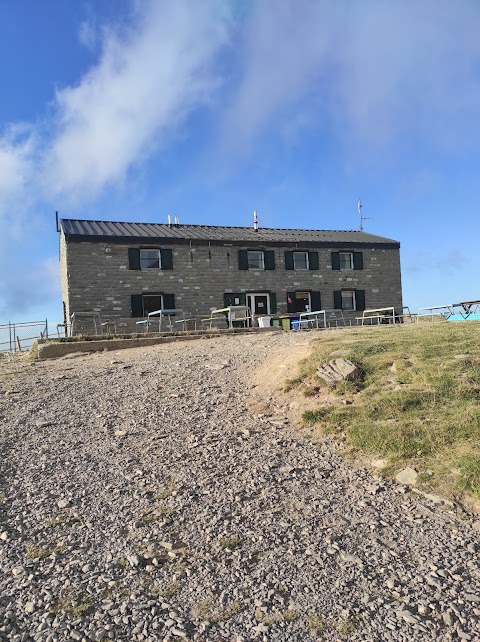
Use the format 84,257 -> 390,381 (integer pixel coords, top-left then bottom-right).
295,321 -> 480,502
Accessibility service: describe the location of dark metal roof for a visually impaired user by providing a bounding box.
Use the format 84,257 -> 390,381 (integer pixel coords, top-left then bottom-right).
60,218 -> 399,248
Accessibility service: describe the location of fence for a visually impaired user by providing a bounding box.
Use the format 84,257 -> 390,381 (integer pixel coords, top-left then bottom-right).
0,320 -> 49,353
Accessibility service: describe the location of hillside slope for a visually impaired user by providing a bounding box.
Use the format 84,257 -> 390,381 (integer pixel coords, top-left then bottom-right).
0,331 -> 479,641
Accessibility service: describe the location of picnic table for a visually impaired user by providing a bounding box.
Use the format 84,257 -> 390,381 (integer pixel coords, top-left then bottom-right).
201,306 -> 251,329
136,308 -> 185,332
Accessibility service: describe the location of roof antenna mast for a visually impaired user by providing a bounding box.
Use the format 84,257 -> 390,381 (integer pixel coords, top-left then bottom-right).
358,198 -> 372,231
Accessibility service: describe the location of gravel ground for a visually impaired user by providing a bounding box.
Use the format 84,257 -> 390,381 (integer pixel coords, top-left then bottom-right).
0,331 -> 479,642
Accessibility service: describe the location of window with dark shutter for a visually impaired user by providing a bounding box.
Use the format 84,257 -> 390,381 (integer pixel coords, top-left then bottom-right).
353,252 -> 363,270
128,248 -> 141,270
355,289 -> 366,311
311,291 -> 321,311
264,250 -> 275,270
308,251 -> 319,270
131,294 -> 144,317
162,293 -> 175,310
333,291 -> 342,309
331,252 -> 340,270
161,249 -> 173,270
269,292 -> 277,314
238,250 -> 248,270
284,251 -> 294,270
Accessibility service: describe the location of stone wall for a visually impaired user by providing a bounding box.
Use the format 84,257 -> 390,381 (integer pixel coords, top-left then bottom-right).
61,232 -> 403,332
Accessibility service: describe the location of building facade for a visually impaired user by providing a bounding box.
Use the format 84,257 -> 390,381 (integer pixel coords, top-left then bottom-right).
59,219 -> 402,332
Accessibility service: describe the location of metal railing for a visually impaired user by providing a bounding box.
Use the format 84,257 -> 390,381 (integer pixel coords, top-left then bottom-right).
0,320 -> 49,353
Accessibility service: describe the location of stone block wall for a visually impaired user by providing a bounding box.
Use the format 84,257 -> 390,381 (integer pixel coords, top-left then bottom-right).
60,232 -> 403,333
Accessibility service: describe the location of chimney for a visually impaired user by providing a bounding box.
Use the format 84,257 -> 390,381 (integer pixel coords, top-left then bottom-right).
253,210 -> 258,232
168,214 -> 172,226
175,216 -> 179,225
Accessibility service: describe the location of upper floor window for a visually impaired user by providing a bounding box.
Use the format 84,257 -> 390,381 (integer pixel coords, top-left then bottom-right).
140,249 -> 161,269
128,247 -> 173,270
238,249 -> 275,270
284,250 -> 319,270
331,251 -> 363,271
339,252 -> 353,270
293,251 -> 309,270
248,250 -> 265,270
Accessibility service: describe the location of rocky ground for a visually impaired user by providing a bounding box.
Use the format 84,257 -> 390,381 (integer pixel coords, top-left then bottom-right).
0,331 -> 479,642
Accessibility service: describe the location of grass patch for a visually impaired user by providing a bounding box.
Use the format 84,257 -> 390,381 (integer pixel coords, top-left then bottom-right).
157,581 -> 183,600
307,612 -> 327,634
26,544 -> 65,560
49,590 -> 93,617
295,322 -> 480,500
255,609 -> 298,624
193,599 -> 244,623
218,535 -> 243,551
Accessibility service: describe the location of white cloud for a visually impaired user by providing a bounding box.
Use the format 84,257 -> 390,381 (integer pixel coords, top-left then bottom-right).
45,0 -> 230,204
221,0 -> 480,154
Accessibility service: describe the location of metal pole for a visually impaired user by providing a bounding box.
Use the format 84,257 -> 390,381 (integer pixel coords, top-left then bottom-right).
9,322 -> 12,353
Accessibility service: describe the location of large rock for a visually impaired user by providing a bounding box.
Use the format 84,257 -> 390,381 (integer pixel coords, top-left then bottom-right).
316,358 -> 361,386
395,467 -> 418,485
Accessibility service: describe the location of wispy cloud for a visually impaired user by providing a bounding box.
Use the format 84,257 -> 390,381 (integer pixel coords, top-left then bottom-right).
0,0 -> 231,222
221,0 -> 480,155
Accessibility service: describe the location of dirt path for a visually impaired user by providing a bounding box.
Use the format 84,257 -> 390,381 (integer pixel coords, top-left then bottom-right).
0,332 -> 479,642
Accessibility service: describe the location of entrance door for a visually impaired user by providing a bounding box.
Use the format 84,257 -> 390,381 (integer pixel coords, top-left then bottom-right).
246,293 -> 270,317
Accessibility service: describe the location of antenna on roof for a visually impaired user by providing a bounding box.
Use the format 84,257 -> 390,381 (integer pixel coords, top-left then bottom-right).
358,199 -> 373,231
55,210 -> 60,233
253,210 -> 258,232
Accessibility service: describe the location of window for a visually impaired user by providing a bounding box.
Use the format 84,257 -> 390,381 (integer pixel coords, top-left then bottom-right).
247,251 -> 265,270
341,291 -> 355,310
331,251 -> 363,271
140,249 -> 161,269
239,249 -> 275,270
293,251 -> 309,270
287,290 -> 321,313
142,294 -> 163,316
294,291 -> 311,312
339,252 -> 354,270
131,292 -> 176,317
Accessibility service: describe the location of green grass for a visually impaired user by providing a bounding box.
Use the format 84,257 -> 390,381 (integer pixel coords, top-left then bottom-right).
296,321 -> 480,501
218,535 -> 243,551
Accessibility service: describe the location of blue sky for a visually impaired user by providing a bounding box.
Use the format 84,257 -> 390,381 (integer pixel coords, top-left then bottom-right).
1,0 -> 479,325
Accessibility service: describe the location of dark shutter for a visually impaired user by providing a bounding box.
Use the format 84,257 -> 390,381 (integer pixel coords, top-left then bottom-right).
308,251 -> 319,270
128,248 -> 141,270
238,250 -> 248,270
287,292 -> 296,313
331,252 -> 340,270
161,248 -> 173,270
223,293 -> 246,307
333,291 -> 342,309
269,292 -> 277,314
131,294 -> 143,317
264,250 -> 275,270
355,290 -> 366,311
311,291 -> 321,311
284,251 -> 294,270
353,252 -> 363,270
163,293 -> 175,310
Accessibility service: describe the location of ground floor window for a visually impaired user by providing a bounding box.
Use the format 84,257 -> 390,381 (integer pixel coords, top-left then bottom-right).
290,291 -> 311,312
131,293 -> 176,318
143,294 -> 163,316
341,290 -> 355,310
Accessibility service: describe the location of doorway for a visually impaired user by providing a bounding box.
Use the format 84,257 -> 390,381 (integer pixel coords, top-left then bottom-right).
246,292 -> 270,317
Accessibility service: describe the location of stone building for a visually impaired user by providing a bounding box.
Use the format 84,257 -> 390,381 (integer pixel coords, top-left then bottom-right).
59,218 -> 402,331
